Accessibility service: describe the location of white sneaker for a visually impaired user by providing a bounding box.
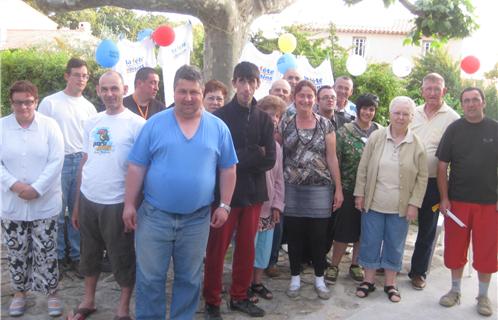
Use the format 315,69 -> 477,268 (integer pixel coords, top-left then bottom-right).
315,285 -> 331,300
286,284 -> 300,299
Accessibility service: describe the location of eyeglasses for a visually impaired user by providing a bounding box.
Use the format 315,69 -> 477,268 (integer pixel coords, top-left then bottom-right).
391,111 -> 411,118
70,73 -> 90,80
12,99 -> 36,107
320,95 -> 336,101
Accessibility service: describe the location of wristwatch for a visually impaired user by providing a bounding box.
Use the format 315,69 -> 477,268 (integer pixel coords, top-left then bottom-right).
219,202 -> 231,214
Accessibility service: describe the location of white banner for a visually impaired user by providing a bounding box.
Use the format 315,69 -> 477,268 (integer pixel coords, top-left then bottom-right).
113,38 -> 157,95
239,42 -> 334,100
157,23 -> 193,106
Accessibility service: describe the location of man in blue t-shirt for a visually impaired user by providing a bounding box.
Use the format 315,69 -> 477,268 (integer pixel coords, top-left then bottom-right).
123,65 -> 238,320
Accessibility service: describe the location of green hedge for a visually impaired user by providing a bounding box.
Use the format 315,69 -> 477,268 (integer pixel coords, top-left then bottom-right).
1,49 -> 170,115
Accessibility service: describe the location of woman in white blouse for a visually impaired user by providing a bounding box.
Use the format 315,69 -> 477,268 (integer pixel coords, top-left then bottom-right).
1,81 -> 64,317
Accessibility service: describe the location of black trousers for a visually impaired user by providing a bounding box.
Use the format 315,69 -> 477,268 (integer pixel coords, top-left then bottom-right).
285,216 -> 329,276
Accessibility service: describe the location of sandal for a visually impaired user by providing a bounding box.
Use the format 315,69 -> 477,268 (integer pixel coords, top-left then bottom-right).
247,288 -> 259,304
384,285 -> 401,303
47,296 -> 63,317
72,307 -> 97,319
355,281 -> 375,298
9,296 -> 27,317
251,283 -> 273,300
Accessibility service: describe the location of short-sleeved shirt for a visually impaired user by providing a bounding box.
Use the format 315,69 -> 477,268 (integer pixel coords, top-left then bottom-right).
38,91 -> 97,155
280,113 -> 334,185
128,108 -> 238,214
436,117 -> 498,204
337,121 -> 381,192
81,109 -> 145,205
411,103 -> 459,177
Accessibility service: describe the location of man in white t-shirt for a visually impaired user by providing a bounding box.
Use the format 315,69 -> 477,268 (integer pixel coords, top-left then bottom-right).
68,71 -> 145,320
38,58 -> 97,273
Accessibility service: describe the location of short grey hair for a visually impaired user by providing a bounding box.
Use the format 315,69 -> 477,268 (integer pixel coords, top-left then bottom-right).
422,72 -> 445,87
99,70 -> 125,85
173,65 -> 204,89
389,96 -> 416,114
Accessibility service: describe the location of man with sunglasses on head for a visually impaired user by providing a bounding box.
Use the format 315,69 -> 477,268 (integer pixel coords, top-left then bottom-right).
38,58 -> 97,276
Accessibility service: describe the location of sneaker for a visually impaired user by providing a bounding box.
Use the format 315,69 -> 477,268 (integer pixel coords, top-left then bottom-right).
325,266 -> 339,284
205,303 -> 222,320
410,275 -> 426,290
285,284 -> 301,299
476,296 -> 493,317
439,291 -> 461,307
229,299 -> 265,317
315,285 -> 331,300
265,265 -> 280,278
349,265 -> 364,283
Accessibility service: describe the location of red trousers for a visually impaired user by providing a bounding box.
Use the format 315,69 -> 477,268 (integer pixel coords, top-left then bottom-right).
203,204 -> 262,306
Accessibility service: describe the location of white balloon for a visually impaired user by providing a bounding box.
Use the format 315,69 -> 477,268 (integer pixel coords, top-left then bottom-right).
346,55 -> 367,76
391,56 -> 413,78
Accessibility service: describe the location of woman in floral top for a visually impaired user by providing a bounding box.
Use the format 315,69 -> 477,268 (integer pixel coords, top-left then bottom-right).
326,94 -> 382,285
279,80 -> 343,300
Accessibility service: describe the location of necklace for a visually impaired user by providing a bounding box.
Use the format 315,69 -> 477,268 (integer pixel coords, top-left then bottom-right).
133,95 -> 149,119
294,114 -> 318,146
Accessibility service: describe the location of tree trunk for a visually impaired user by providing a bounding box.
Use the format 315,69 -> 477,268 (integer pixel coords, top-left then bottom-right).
201,18 -> 251,93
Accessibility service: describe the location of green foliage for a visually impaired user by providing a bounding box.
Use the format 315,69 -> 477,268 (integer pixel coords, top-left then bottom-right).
1,49 -> 106,115
484,63 -> 498,81
191,24 -> 205,69
51,7 -> 170,40
409,0 -> 478,44
352,64 -> 408,125
405,48 -> 462,111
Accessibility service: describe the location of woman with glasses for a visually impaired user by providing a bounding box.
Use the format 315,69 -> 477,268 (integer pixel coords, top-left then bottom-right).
203,79 -> 228,113
1,81 -> 64,317
354,96 -> 428,302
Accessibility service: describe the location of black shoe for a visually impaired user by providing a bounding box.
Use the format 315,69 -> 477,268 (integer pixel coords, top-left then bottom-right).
229,299 -> 265,317
205,304 -> 222,320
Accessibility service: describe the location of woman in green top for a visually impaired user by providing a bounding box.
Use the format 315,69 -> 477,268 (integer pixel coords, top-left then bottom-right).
326,94 -> 382,285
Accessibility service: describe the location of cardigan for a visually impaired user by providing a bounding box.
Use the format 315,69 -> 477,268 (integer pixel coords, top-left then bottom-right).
353,126 -> 428,217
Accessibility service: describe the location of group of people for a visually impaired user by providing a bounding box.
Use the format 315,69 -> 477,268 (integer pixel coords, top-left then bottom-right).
1,56 -> 496,320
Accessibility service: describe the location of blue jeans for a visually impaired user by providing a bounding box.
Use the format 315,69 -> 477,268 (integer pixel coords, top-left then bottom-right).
135,201 -> 210,320
409,178 -> 440,278
57,153 -> 82,260
359,210 -> 409,272
268,217 -> 283,267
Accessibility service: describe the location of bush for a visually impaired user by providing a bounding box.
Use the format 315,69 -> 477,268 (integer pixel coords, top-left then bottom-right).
1,49 -> 107,115
352,63 -> 408,126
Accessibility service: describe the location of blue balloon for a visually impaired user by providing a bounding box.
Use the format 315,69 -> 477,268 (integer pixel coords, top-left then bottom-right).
137,28 -> 153,41
277,53 -> 297,74
95,39 -> 120,68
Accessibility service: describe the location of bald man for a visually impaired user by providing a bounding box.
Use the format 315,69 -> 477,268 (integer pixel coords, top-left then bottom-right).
69,71 -> 145,320
269,79 -> 292,105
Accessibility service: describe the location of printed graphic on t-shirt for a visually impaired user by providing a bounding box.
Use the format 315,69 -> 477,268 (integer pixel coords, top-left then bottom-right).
92,127 -> 113,153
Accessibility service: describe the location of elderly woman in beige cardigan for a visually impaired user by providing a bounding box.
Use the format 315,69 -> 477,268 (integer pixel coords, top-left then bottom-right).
353,96 -> 428,303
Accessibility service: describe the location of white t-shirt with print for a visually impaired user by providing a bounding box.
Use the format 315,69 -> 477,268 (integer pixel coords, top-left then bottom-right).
81,108 -> 145,204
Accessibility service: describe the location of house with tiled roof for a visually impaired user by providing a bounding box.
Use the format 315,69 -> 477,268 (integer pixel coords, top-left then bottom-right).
302,20 -> 462,64
0,0 -> 98,50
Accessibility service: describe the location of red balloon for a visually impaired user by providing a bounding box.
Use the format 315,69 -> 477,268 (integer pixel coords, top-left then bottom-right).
152,25 -> 175,47
460,55 -> 480,74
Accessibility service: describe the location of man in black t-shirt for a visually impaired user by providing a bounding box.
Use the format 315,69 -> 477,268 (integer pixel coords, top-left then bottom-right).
436,87 -> 498,317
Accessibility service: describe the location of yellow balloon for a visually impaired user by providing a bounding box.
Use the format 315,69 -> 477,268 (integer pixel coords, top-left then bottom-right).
278,33 -> 297,53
